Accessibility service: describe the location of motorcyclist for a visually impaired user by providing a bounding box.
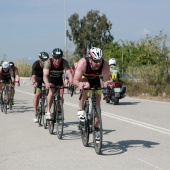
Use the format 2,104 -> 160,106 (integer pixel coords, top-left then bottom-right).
104,58 -> 126,100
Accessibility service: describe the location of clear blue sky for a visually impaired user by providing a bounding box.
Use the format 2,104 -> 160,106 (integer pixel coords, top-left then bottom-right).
0,0 -> 169,62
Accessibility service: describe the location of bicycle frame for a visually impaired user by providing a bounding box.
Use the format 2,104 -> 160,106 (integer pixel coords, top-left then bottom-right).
79,86 -> 106,154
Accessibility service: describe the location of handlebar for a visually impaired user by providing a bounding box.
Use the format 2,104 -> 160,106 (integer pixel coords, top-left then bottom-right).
79,87 -> 107,100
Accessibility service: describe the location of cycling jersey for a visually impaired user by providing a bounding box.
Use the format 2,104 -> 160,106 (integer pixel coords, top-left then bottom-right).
32,60 -> 44,88
32,60 -> 43,78
83,57 -> 104,88
48,58 -> 64,86
0,67 -> 12,83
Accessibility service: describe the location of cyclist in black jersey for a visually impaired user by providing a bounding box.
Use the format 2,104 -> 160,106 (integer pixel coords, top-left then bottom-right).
9,61 -> 20,105
73,47 -> 113,128
31,52 -> 50,122
0,61 -> 15,107
43,48 -> 73,120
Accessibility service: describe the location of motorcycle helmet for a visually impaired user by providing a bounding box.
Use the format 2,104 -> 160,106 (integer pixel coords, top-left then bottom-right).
109,58 -> 116,66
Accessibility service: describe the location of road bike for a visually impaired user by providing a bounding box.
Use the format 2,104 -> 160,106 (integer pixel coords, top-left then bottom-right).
48,85 -> 74,139
78,86 -> 106,154
37,85 -> 48,128
0,81 -> 13,114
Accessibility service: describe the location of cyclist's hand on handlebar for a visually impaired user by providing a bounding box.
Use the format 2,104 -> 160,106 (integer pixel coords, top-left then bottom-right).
15,80 -> 20,86
33,82 -> 37,88
45,83 -> 51,89
104,80 -> 114,88
78,82 -> 90,90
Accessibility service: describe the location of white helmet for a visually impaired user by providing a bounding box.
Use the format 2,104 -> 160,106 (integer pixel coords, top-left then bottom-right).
109,58 -> 116,66
89,47 -> 102,60
2,61 -> 10,72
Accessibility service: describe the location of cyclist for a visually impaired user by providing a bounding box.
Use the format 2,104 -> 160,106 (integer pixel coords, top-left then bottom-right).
31,52 -> 50,122
73,47 -> 113,129
43,48 -> 73,120
9,61 -> 20,104
0,61 -> 15,108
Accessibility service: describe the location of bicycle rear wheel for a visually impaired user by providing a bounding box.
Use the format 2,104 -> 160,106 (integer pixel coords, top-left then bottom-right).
93,105 -> 103,155
81,100 -> 90,147
56,100 -> 64,139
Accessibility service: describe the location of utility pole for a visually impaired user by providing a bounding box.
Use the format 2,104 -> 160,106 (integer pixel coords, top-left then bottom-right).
64,0 -> 67,59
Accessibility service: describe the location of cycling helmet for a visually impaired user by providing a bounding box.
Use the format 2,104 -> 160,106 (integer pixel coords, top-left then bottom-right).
89,47 -> 102,60
109,58 -> 116,66
9,61 -> 15,68
52,48 -> 63,59
2,61 -> 10,72
39,52 -> 49,61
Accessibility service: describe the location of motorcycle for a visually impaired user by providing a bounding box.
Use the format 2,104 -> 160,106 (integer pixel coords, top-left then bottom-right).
105,81 -> 126,105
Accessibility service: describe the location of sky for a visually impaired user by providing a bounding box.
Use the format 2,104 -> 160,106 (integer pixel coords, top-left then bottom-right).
0,0 -> 170,62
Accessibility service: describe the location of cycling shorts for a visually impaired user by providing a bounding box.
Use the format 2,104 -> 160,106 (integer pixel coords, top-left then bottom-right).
81,76 -> 102,95
49,77 -> 64,93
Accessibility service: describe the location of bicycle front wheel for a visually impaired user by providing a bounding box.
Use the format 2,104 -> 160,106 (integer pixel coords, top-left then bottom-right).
0,93 -> 4,112
42,98 -> 47,129
93,105 -> 103,155
81,100 -> 90,146
2,90 -> 7,114
56,100 -> 64,139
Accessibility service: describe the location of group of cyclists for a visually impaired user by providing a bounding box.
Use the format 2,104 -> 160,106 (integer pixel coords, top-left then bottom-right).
0,46 -> 122,142
31,47 -> 122,136
0,61 -> 20,108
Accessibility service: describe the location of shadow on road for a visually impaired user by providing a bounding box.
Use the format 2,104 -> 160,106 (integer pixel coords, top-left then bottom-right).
101,139 -> 160,156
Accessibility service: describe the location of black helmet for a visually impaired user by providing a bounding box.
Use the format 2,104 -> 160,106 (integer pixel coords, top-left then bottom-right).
39,52 -> 49,61
9,61 -> 15,68
52,48 -> 63,59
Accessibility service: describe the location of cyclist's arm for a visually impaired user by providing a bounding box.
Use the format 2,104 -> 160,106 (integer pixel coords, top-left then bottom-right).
31,63 -> 37,86
73,58 -> 89,89
102,61 -> 112,87
43,61 -> 50,88
14,67 -> 20,82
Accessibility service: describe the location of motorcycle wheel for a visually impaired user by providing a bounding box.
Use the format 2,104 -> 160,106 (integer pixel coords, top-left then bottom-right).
112,97 -> 119,105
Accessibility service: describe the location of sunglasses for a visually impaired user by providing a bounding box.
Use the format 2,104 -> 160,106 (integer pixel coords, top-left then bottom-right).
92,58 -> 102,63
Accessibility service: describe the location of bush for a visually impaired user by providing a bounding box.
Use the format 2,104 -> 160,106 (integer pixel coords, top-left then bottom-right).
16,62 -> 32,77
164,84 -> 170,97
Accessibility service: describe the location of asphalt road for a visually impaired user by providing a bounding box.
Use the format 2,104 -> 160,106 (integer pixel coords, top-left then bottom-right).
0,78 -> 170,170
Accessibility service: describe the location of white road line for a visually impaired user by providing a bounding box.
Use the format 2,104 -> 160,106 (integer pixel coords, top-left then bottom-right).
137,158 -> 162,170
16,89 -> 170,135
126,97 -> 170,104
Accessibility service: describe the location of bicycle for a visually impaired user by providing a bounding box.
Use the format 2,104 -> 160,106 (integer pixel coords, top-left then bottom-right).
78,86 -> 106,155
37,85 -> 48,128
48,85 -> 74,139
0,81 -> 13,114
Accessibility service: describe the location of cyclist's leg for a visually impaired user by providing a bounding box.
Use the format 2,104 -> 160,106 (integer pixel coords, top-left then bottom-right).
33,88 -> 41,121
33,77 -> 42,122
46,77 -> 56,119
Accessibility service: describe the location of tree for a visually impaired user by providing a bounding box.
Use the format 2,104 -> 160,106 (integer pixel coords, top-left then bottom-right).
67,10 -> 114,58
